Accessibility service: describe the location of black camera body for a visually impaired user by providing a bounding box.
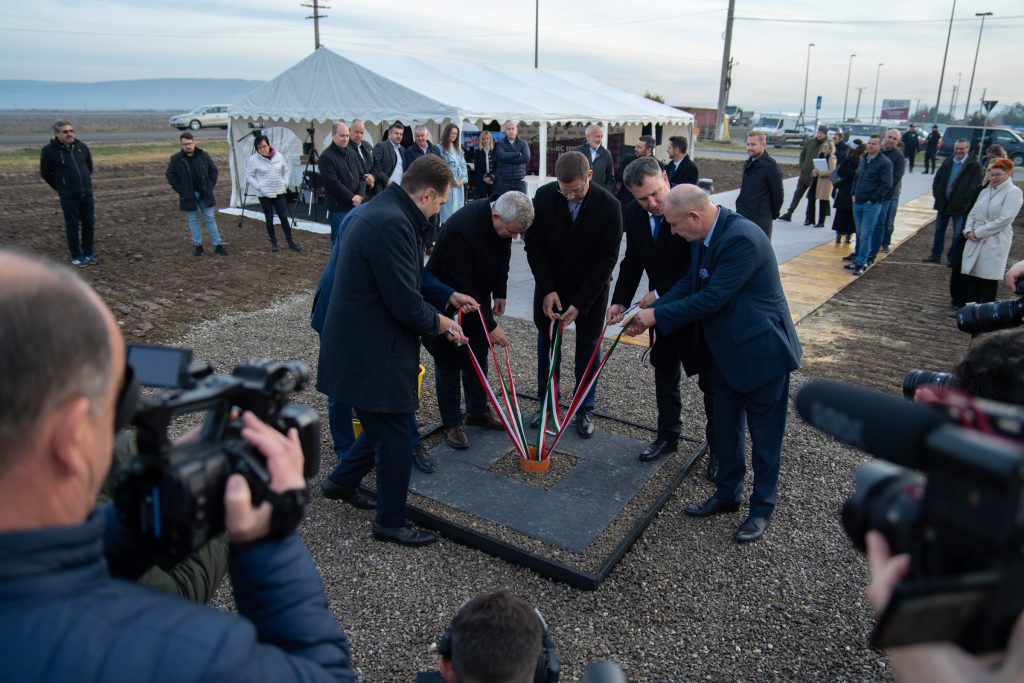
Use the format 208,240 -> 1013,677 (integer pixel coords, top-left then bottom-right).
115,346 -> 320,564
797,379 -> 1024,653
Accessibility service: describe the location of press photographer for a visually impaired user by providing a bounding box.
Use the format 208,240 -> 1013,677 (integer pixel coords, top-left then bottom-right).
0,248 -> 356,681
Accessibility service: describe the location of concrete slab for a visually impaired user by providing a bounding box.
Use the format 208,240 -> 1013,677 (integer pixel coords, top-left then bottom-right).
409,424 -> 665,552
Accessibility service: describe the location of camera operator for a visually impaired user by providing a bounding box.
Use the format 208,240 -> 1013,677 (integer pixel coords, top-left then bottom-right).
866,532 -> 1024,683
0,248 -> 356,681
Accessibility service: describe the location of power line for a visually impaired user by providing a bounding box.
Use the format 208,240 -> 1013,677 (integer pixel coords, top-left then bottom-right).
735,14 -> 1023,25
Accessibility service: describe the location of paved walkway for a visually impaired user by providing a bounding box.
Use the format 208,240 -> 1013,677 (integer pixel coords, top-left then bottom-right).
501,167 -> 940,342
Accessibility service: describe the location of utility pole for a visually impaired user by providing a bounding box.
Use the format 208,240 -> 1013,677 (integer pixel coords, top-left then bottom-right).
949,84 -> 958,118
853,87 -> 866,121
534,0 -> 539,68
714,0 -> 736,140
933,0 -> 956,124
871,63 -> 883,124
800,43 -> 815,126
963,12 -> 992,121
842,54 -> 856,122
302,0 -> 329,50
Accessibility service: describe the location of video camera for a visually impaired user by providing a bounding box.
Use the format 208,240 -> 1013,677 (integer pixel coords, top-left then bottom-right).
797,379 -> 1024,653
955,280 -> 1024,336
114,345 -> 320,565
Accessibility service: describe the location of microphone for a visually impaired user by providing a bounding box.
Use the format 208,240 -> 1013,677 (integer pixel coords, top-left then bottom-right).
795,379 -> 952,469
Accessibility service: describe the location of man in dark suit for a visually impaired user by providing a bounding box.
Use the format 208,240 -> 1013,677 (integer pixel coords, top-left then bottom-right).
320,121 -> 365,242
349,119 -> 378,198
373,122 -> 406,190
665,136 -> 698,187
316,156 -> 470,547
425,191 -> 535,450
524,151 -> 623,437
405,125 -> 442,168
574,124 -> 615,191
735,131 -> 785,238
609,157 -> 715,469
626,185 -> 802,543
615,134 -> 656,204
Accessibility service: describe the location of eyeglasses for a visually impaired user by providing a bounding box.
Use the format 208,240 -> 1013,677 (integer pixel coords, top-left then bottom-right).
557,179 -> 589,199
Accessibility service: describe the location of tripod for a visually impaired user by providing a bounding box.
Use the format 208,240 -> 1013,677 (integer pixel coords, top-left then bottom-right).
299,128 -> 322,221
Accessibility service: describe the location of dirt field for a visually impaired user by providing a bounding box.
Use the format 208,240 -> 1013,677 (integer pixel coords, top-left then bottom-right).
1,155 -> 763,344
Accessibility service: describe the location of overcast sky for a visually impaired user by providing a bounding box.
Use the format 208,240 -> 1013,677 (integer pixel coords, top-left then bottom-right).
3,0 -> 1022,119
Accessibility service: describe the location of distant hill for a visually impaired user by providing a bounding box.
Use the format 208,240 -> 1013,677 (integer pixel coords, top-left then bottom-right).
0,79 -> 266,111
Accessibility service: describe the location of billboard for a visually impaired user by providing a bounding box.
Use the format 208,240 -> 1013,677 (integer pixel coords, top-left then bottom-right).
880,99 -> 911,120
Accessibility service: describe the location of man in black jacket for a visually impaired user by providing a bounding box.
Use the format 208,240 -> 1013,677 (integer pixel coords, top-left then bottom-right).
39,120 -> 97,266
350,119 -> 378,199
735,132 -> 784,239
665,136 -> 699,187
609,157 -> 715,468
320,121 -> 365,242
615,135 -> 656,204
524,151 -> 623,438
373,121 -> 406,190
165,132 -> 226,257
426,191 -> 535,450
316,156 -> 469,547
574,124 -> 616,191
901,124 -> 920,172
925,139 -> 983,265
923,124 -> 941,174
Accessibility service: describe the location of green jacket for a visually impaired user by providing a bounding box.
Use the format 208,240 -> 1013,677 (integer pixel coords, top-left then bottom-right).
799,136 -> 824,182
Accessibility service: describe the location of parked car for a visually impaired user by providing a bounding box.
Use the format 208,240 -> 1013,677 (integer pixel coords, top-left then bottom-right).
168,105 -> 230,131
937,126 -> 1024,165
841,123 -> 886,145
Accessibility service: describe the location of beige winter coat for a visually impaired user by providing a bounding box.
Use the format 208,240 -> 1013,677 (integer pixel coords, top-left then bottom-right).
811,152 -> 837,200
961,180 -> 1024,281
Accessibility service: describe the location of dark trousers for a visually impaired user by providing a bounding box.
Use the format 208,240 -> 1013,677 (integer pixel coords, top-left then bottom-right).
650,332 -> 715,450
949,231 -> 968,306
497,178 -> 527,195
435,347 -> 490,428
924,150 -> 938,174
905,151 -> 917,172
710,369 -> 790,518
327,397 -> 418,457
258,194 -> 293,243
536,328 -> 599,417
327,409 -> 414,528
59,194 -> 96,260
964,276 -> 999,304
329,210 -> 349,243
785,176 -> 812,215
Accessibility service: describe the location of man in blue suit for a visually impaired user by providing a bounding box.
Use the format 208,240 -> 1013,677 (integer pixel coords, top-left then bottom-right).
626,185 -> 801,543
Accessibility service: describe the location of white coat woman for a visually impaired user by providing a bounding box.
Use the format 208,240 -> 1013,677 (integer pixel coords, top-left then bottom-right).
961,158 -> 1023,303
246,137 -> 300,252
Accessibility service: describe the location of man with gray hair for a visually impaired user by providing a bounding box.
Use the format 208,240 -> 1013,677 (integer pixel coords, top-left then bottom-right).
609,157 -> 716,469
625,185 -> 801,543
426,191 -> 534,450
574,124 -> 615,191
40,120 -> 97,266
320,120 -> 365,242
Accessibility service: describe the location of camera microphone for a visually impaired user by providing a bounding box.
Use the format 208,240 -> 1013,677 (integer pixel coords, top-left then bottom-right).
795,379 -> 953,469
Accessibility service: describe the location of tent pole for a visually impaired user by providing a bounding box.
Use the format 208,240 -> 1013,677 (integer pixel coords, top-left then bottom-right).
538,122 -> 548,183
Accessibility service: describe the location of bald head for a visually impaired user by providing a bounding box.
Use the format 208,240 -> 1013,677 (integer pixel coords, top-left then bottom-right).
663,185 -> 716,241
883,129 -> 901,150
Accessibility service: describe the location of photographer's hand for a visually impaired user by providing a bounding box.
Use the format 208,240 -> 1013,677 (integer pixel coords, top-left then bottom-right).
225,412 -> 305,544
1005,260 -> 1024,293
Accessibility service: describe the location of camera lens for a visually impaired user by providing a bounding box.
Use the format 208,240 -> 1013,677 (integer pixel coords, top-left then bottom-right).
955,299 -> 1024,336
902,369 -> 954,399
842,461 -> 924,555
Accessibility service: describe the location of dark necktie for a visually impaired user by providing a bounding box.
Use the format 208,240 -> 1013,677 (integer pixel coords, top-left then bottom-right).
650,214 -> 660,242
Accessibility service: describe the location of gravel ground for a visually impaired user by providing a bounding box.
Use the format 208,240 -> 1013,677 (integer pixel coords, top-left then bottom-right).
178,292 -> 885,682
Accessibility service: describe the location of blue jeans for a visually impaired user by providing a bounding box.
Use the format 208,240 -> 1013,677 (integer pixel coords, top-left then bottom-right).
879,197 -> 899,251
931,212 -> 966,263
852,201 -> 884,267
59,194 -> 95,260
536,330 -> 598,417
327,397 -> 418,458
185,192 -> 221,246
435,349 -> 490,428
329,210 -> 348,243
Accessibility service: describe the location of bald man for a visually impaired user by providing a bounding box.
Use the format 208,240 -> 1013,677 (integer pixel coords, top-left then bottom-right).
0,248 -> 355,680
625,186 -> 801,543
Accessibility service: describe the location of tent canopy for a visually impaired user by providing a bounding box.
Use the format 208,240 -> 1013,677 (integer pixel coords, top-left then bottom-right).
230,47 -> 694,128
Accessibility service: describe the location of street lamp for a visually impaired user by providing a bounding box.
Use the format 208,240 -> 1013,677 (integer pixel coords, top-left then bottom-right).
963,11 -> 992,121
871,62 -> 884,124
842,54 -> 856,122
801,43 -> 815,125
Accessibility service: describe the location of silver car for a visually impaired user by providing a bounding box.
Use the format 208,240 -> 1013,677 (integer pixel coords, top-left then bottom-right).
169,105 -> 230,131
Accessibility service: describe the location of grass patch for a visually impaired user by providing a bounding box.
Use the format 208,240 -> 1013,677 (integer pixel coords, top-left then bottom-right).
0,140 -> 229,173
695,139 -> 800,157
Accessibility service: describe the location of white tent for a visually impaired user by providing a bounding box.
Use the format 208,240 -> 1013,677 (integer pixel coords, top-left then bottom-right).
226,47 -> 694,210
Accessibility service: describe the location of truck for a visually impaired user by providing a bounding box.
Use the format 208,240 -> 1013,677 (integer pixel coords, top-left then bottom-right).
751,113 -> 806,147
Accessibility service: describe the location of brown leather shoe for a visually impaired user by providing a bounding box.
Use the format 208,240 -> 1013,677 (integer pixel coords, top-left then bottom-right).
466,412 -> 503,430
446,426 -> 469,450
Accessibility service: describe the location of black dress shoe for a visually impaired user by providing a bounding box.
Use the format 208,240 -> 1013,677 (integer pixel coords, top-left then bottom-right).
639,438 -> 677,462
735,516 -> 770,543
372,523 -> 437,547
320,479 -> 376,509
413,445 -> 436,474
576,413 -> 595,438
922,256 -> 940,263
684,496 -> 741,517
779,212 -> 792,222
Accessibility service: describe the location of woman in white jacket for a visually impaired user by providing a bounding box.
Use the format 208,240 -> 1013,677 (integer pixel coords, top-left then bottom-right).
960,158 -> 1023,304
246,137 -> 300,252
